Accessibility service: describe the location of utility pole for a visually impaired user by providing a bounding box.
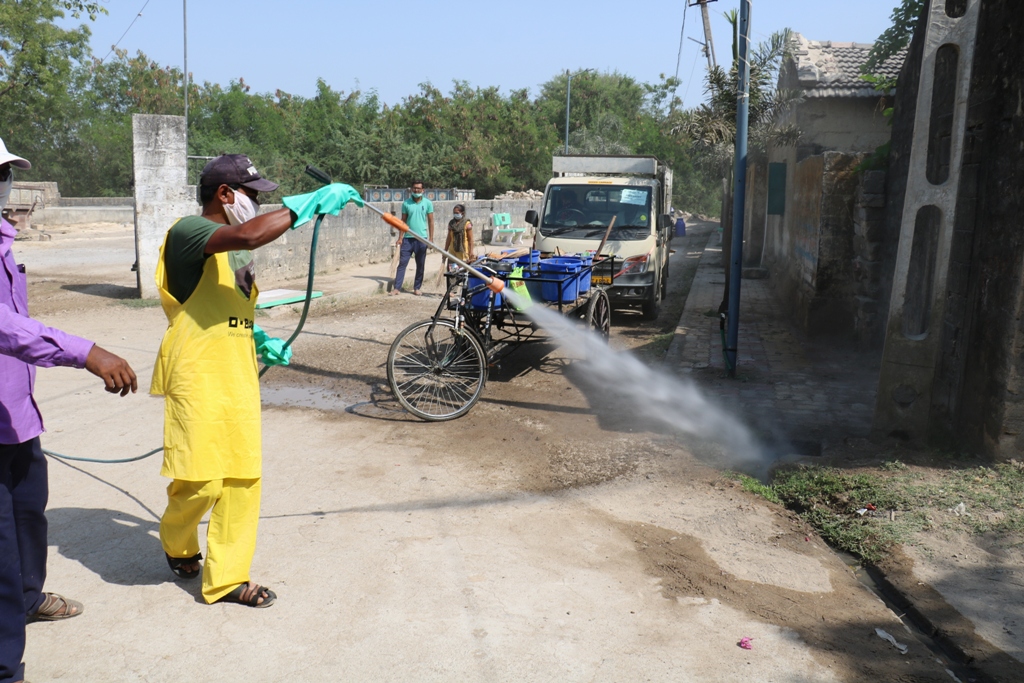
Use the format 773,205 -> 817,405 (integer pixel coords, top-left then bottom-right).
689,0 -> 718,72
724,0 -> 750,378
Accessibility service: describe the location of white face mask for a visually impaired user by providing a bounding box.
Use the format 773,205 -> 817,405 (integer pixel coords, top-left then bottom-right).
224,188 -> 258,225
453,213 -> 463,220
0,176 -> 12,212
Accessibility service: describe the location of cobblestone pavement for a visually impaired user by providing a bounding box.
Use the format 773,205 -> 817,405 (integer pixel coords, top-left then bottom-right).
665,229 -> 881,456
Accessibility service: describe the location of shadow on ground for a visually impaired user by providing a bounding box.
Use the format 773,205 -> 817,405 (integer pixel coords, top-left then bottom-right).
47,507 -> 169,587
61,283 -> 137,300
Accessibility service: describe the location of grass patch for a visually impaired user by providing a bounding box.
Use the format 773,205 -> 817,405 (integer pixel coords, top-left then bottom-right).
116,298 -> 161,308
726,471 -> 782,505
648,332 -> 676,355
728,461 -> 1024,564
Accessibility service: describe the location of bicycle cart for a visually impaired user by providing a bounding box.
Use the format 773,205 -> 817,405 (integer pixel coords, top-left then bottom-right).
386,255 -> 616,421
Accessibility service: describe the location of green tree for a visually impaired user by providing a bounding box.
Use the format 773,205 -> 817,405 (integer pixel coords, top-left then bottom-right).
0,1 -> 105,187
536,71 -> 647,153
670,28 -> 800,180
865,0 -> 924,73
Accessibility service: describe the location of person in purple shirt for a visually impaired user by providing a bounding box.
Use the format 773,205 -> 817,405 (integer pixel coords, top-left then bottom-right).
0,138 -> 137,683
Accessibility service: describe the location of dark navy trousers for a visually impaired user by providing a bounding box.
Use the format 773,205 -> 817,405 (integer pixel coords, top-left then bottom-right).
394,238 -> 428,292
0,438 -> 48,683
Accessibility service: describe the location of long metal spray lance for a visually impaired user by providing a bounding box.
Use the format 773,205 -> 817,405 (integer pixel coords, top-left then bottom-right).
365,202 -> 507,296
300,165 -> 507,295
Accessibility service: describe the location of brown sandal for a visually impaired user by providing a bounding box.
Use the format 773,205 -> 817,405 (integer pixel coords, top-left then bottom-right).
217,582 -> 276,608
28,593 -> 83,622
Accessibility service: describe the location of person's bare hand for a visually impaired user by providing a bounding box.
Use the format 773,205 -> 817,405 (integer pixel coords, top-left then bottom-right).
84,345 -> 138,396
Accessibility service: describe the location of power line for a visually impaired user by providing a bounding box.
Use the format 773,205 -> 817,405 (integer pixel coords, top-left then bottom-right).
673,2 -> 690,82
680,49 -> 702,109
100,0 -> 154,64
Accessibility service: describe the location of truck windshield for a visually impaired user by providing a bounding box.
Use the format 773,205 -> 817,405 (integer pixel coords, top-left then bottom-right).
539,185 -> 653,240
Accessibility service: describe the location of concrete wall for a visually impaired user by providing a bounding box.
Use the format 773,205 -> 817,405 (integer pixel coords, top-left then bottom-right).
851,170 -> 889,347
935,0 -> 1024,456
35,206 -> 135,225
254,199 -> 540,284
870,0 -> 1024,457
132,115 -> 195,299
762,151 -> 863,335
742,157 -> 769,268
56,197 -> 134,207
793,98 -> 893,156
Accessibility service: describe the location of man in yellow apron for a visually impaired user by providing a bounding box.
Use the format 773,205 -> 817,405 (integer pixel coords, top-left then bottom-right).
152,155 -> 362,607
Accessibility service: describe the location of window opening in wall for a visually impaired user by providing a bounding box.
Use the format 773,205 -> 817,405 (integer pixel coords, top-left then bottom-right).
767,162 -> 786,216
903,205 -> 942,339
945,0 -> 967,19
926,44 -> 960,186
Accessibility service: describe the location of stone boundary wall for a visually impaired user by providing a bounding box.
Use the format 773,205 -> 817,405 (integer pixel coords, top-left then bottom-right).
56,196 -> 134,207
35,206 -> 135,225
254,199 -> 540,285
851,170 -> 888,347
763,151 -> 863,335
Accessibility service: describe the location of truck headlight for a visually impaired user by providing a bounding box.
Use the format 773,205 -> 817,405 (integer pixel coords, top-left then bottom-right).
616,252 -> 651,277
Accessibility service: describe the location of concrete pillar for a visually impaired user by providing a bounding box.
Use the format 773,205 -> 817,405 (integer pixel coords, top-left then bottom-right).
874,0 -> 981,441
132,115 -> 196,299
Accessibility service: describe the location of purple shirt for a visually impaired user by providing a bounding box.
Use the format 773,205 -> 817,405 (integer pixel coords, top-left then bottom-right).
1,218 -> 94,445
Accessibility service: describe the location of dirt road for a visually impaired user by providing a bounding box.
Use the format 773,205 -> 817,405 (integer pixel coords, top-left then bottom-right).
14,223 -> 961,682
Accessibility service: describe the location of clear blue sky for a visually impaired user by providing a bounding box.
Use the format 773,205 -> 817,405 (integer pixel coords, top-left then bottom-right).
70,0 -> 901,107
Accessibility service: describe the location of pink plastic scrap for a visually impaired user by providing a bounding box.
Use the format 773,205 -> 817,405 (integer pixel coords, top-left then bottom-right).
738,637 -> 753,650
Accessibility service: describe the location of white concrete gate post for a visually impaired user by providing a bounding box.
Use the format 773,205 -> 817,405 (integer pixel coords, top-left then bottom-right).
132,114 -> 196,299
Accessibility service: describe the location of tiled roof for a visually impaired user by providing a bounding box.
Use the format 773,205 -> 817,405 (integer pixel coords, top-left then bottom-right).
788,33 -> 907,98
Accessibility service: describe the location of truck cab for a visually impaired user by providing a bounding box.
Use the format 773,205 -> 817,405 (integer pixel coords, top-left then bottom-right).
525,155 -> 674,319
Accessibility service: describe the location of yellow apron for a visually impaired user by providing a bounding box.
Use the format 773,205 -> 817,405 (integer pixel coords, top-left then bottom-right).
151,229 -> 261,481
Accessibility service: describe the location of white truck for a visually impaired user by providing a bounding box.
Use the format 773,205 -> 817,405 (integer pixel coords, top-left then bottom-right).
525,155 -> 674,319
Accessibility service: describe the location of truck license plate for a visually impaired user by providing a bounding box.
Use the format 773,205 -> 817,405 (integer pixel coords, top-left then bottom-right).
592,275 -> 612,285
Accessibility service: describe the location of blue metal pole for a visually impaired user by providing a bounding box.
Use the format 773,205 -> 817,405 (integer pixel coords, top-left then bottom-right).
725,0 -> 751,378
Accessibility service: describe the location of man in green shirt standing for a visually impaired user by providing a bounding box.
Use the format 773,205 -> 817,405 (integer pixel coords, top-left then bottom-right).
153,154 -> 362,609
391,180 -> 434,295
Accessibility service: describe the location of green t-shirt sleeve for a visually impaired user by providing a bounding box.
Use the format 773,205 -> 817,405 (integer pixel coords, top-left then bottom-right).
426,199 -> 434,214
164,215 -> 222,303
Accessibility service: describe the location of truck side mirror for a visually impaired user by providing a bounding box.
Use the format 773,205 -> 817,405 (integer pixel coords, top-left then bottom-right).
525,210 -> 539,227
658,214 -> 673,230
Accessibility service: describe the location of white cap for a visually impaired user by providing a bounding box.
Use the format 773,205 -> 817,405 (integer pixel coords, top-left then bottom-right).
0,137 -> 31,170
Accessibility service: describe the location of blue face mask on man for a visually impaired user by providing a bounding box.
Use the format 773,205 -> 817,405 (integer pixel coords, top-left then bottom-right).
411,192 -> 423,199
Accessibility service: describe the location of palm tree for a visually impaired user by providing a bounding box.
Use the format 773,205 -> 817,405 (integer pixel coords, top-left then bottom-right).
670,27 -> 801,177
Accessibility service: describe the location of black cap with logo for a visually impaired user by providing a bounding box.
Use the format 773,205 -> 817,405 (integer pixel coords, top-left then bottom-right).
199,154 -> 279,192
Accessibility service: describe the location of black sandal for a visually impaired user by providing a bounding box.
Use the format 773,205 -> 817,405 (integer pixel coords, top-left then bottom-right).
218,582 -> 276,608
165,552 -> 202,580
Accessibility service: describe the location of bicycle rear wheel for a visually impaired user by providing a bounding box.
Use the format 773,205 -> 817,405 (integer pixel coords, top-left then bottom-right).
387,319 -> 487,421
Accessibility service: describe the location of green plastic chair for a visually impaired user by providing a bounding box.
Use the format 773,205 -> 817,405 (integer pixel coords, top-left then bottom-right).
490,212 -> 525,246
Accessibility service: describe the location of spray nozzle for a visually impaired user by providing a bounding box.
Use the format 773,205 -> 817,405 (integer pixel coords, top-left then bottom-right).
381,212 -> 410,233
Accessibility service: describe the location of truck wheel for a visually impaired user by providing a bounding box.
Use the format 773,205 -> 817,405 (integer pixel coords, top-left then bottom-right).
641,277 -> 661,320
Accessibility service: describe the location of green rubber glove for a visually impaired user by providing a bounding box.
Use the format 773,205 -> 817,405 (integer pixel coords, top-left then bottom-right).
252,325 -> 293,366
282,183 -> 365,229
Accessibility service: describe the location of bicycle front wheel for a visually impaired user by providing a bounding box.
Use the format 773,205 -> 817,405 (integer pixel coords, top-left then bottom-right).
387,319 -> 487,421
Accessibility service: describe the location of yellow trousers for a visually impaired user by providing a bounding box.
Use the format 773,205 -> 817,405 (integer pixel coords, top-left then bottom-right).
159,478 -> 261,604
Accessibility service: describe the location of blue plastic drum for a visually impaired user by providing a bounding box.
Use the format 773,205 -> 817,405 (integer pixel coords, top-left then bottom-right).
467,275 -> 502,309
538,258 -> 581,302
